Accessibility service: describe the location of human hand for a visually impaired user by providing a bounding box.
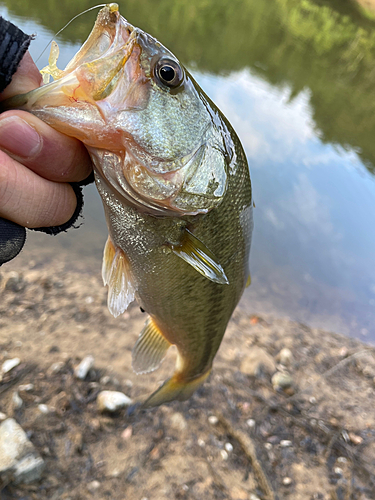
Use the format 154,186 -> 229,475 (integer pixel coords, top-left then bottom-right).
0,52 -> 92,228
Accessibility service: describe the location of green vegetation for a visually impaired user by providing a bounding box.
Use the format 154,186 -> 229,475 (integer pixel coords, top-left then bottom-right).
4,0 -> 375,173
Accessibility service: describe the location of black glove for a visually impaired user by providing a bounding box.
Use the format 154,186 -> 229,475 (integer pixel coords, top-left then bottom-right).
0,16 -> 93,266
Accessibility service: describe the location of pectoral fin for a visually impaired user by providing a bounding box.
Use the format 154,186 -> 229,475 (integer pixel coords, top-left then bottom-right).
171,229 -> 229,285
132,318 -> 171,374
102,236 -> 135,317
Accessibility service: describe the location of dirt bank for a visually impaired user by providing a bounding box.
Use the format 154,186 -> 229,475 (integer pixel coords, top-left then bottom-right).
0,257 -> 375,499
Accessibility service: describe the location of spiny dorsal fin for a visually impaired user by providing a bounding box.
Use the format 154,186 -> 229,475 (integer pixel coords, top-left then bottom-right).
132,317 -> 171,374
171,229 -> 229,285
102,237 -> 135,317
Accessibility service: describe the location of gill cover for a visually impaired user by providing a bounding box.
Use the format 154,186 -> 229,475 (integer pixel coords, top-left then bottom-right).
2,3 -> 230,217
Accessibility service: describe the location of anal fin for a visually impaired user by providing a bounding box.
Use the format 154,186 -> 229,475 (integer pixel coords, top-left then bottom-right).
132,317 -> 171,374
102,236 -> 136,318
171,229 -> 229,285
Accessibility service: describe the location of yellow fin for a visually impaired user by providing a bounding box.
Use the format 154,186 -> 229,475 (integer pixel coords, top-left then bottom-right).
142,369 -> 211,408
132,318 -> 171,374
102,236 -> 116,286
171,229 -> 229,285
246,274 -> 251,288
102,238 -> 135,317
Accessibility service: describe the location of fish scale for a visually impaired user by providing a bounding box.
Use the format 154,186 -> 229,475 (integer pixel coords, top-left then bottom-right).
2,4 -> 253,406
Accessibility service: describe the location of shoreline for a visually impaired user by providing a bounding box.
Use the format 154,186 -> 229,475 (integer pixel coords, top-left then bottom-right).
1,258 -> 375,498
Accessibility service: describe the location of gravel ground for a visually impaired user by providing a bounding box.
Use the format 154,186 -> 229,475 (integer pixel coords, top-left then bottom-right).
1,257 -> 375,500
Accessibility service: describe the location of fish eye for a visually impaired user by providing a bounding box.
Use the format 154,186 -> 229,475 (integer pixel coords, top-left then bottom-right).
155,59 -> 183,88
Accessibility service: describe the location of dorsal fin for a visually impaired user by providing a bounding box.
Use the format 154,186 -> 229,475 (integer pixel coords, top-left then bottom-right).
132,317 -> 171,374
102,236 -> 136,317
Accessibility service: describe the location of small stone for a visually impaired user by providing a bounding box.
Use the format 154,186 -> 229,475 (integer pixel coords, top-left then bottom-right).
5,273 -> 25,293
240,347 -> 276,378
277,348 -> 293,366
282,477 -> 292,486
339,346 -> 348,357
18,384 -> 34,392
280,440 -> 292,448
225,442 -> 233,452
348,432 -> 363,445
47,361 -> 65,376
12,391 -> 23,409
337,457 -> 347,464
0,418 -> 44,484
220,450 -> 228,460
334,467 -> 343,476
271,371 -> 293,391
100,375 -> 111,385
264,443 -> 272,450
309,397 -> 317,404
197,439 -> 205,447
208,415 -> 218,425
38,404 -> 50,414
246,418 -> 256,428
121,426 -> 132,440
2,358 -> 20,374
0,412 -> 7,421
97,391 -> 132,413
74,355 -> 95,380
87,480 -> 100,492
170,412 -> 187,431
249,495 -> 261,500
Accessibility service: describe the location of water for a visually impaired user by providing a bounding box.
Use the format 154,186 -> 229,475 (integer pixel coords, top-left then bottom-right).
1,0 -> 375,341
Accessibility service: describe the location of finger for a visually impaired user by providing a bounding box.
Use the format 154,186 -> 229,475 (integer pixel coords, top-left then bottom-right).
0,149 -> 77,228
0,52 -> 42,100
0,110 -> 92,182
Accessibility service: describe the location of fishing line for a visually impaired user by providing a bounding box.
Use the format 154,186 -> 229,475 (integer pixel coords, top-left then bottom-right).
35,4 -> 106,64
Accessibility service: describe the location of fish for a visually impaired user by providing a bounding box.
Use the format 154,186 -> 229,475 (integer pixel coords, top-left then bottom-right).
3,4 -> 253,407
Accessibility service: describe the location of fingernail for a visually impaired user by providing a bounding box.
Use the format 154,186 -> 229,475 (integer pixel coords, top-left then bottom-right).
0,115 -> 42,158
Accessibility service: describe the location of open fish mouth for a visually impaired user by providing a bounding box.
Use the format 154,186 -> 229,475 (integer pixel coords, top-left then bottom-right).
2,3 -> 229,216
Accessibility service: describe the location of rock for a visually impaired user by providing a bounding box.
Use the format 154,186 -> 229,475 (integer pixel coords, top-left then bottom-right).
47,361 -> 65,376
208,415 -> 218,425
355,352 -> 375,378
280,440 -> 292,448
170,412 -> 187,431
272,371 -> 293,391
97,391 -> 132,413
74,355 -> 95,380
18,384 -> 34,392
1,358 -> 20,374
5,273 -> 26,293
0,418 -> 45,484
282,477 -> 292,486
240,347 -> 276,378
276,348 -> 293,366
246,418 -> 256,428
0,412 -> 7,421
224,442 -> 233,452
12,392 -> 23,410
87,480 -> 100,492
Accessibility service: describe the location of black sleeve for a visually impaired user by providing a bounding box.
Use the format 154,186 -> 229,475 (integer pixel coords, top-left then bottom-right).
0,16 -> 93,266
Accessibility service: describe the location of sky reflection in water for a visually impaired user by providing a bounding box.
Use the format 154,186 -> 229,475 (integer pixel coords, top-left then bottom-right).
0,3 -> 374,341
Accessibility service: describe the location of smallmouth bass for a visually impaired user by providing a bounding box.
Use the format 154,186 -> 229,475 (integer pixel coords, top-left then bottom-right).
4,4 -> 253,407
